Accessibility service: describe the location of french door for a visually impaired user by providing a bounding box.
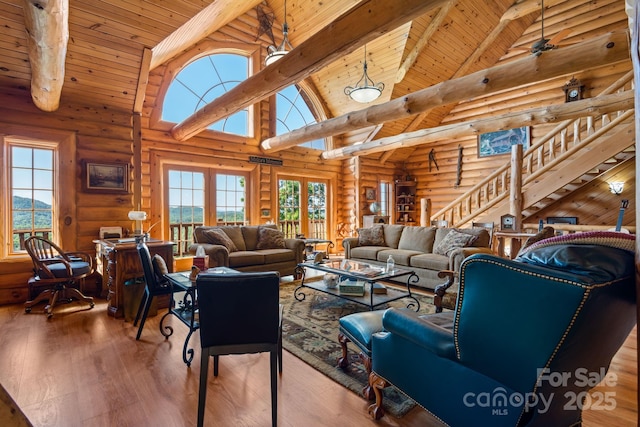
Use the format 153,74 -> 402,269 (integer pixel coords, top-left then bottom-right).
278,177 -> 328,239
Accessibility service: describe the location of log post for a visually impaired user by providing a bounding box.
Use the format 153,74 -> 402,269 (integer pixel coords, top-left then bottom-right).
420,198 -> 431,227
509,144 -> 523,232
22,0 -> 69,112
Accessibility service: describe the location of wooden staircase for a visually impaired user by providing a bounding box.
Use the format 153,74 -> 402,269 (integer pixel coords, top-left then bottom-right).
432,71 -> 635,227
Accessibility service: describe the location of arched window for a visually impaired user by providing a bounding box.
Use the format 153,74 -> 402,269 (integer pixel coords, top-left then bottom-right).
163,53 -> 250,137
276,85 -> 325,150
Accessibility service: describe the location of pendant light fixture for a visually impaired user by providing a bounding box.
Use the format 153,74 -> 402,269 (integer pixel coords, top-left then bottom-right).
344,45 -> 385,103
265,0 -> 292,66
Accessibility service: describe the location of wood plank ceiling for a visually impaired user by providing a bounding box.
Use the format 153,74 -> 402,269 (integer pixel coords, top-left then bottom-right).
0,0 -> 631,164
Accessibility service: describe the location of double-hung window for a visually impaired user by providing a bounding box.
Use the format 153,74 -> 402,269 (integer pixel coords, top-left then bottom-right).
166,166 -> 247,256
4,138 -> 56,255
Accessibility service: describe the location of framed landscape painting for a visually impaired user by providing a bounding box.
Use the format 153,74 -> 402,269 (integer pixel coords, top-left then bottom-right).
478,126 -> 530,157
84,161 -> 129,193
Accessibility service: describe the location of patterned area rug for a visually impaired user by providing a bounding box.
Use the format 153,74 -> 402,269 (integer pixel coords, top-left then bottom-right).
279,279 -> 437,418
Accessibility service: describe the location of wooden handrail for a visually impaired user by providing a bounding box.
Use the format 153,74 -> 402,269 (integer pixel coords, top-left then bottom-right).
432,72 -> 635,226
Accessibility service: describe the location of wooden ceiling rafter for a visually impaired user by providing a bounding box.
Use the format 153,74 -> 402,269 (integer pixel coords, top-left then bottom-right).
21,0 -> 69,112
395,2 -> 455,84
149,0 -> 262,70
170,0 -> 450,141
388,0 -> 541,161
321,90 -> 634,160
260,30 -> 629,153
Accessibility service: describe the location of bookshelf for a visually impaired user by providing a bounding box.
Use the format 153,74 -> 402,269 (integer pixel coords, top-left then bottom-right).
395,181 -> 417,225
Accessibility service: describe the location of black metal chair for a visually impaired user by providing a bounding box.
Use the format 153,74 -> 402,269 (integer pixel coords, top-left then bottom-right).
196,271 -> 282,427
134,241 -> 175,340
24,235 -> 95,318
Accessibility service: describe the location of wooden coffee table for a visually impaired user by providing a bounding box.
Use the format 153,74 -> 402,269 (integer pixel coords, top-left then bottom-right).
294,259 -> 420,311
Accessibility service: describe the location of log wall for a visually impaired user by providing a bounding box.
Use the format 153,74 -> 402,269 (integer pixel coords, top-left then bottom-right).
0,90 -> 134,304
403,63 -> 635,227
0,0 -> 634,306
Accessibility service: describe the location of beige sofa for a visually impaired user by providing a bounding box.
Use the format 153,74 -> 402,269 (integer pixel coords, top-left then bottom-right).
188,225 -> 305,277
342,224 -> 493,290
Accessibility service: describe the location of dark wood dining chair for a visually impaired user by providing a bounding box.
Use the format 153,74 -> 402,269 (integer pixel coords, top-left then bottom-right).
196,271 -> 282,427
24,235 -> 95,319
134,241 -> 175,340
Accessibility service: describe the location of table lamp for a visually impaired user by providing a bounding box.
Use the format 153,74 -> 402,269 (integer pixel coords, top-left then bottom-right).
128,210 -> 147,236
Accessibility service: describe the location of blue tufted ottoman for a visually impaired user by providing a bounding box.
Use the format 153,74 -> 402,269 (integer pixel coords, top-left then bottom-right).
338,310 -> 385,400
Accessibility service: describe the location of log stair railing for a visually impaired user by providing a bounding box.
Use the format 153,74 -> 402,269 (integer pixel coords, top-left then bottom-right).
432,71 -> 635,227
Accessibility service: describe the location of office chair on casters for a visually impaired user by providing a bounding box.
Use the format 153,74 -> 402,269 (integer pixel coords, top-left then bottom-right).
134,241 -> 175,340
196,271 -> 282,427
24,236 -> 95,319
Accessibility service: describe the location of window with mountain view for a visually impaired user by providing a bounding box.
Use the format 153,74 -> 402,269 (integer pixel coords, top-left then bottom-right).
10,144 -> 55,253
167,168 -> 246,256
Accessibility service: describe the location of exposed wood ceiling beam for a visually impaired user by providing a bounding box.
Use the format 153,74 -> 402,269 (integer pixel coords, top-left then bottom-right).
392,0 -> 532,159
134,48 -> 152,114
261,30 -> 629,152
170,0 -> 450,141
22,0 -> 69,112
391,0 -> 541,159
502,0 -> 566,22
395,2 -> 455,83
150,0 -> 262,70
322,91 -> 634,159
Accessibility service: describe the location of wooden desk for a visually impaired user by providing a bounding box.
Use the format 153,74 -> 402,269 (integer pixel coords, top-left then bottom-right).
94,239 -> 175,318
493,232 -> 536,259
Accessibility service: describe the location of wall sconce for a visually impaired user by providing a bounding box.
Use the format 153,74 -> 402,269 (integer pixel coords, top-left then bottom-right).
609,182 -> 624,195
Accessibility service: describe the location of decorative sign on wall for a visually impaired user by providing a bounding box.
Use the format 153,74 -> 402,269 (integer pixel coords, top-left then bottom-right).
477,127 -> 530,158
249,156 -> 283,166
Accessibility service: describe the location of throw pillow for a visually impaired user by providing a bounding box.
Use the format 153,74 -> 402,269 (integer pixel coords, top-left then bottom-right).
433,229 -> 477,256
256,226 -> 286,250
397,226 -> 436,253
357,225 -> 385,246
152,254 -> 169,280
202,228 -> 238,252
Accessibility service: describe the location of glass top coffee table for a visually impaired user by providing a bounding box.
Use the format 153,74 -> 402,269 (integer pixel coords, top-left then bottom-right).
294,259 -> 420,311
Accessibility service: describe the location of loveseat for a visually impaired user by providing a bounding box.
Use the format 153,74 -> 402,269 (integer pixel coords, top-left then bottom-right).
342,224 -> 492,290
188,225 -> 305,277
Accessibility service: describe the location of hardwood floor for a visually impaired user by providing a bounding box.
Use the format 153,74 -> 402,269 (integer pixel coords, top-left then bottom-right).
0,298 -> 636,427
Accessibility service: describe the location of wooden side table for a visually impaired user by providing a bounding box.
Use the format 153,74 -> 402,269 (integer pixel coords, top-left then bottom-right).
493,232 -> 536,259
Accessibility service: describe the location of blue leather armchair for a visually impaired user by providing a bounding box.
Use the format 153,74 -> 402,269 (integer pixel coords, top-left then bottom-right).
368,237 -> 636,426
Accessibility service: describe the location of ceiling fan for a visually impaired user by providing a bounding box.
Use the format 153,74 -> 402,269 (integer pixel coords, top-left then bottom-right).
518,0 -> 572,55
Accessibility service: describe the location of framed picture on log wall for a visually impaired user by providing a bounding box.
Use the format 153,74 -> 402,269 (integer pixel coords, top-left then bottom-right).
477,126 -> 530,157
365,187 -> 376,201
83,160 -> 129,193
